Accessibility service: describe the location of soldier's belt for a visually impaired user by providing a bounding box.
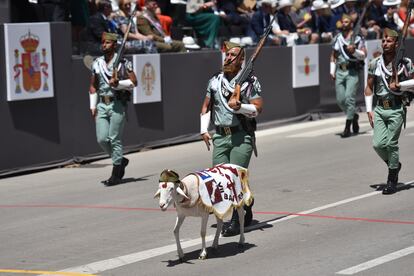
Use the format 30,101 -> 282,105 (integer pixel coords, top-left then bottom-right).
215,125 -> 243,136
377,98 -> 402,109
338,63 -> 358,71
100,95 -> 114,104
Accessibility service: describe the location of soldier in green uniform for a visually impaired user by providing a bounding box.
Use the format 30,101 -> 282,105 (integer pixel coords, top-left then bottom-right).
364,28 -> 414,194
89,32 -> 137,186
200,41 -> 263,236
330,14 -> 367,137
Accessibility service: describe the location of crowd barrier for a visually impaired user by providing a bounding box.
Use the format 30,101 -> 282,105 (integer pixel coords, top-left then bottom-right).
2,22 -> 414,176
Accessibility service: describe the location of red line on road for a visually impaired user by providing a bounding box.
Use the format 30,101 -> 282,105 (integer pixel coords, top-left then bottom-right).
1,204 -> 413,225
254,211 -> 414,225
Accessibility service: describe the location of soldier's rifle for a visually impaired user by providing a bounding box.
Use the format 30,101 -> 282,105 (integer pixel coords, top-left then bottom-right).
112,5 -> 139,81
390,0 -> 414,94
229,15 -> 275,103
349,0 -> 370,46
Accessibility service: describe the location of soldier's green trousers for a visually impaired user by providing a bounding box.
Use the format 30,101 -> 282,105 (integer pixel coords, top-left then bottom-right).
95,101 -> 126,166
212,130 -> 253,168
373,106 -> 404,170
335,68 -> 359,120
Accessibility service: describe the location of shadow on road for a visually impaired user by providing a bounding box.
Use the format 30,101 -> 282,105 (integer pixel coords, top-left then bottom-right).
370,182 -> 413,194
102,174 -> 155,187
163,242 -> 256,266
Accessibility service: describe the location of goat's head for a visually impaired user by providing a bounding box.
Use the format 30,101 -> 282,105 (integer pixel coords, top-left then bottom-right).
154,169 -> 188,211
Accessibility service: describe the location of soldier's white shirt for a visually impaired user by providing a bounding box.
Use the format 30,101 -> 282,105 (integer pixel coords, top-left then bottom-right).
92,54 -> 133,96
206,72 -> 262,127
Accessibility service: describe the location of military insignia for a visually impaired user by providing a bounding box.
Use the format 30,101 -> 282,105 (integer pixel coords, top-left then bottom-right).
141,62 -> 156,96
13,30 -> 49,93
297,56 -> 316,76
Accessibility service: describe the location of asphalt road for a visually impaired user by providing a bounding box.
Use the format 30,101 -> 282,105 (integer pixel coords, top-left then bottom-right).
1,109 -> 414,276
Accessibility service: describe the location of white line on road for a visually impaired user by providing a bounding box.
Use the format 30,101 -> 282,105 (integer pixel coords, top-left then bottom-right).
336,245 -> 414,275
288,123 -> 370,138
40,189 -> 387,275
256,117 -> 348,138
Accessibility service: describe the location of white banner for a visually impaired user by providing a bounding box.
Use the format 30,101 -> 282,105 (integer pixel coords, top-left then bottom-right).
4,23 -> 54,101
292,44 -> 319,88
133,54 -> 161,104
364,39 -> 382,88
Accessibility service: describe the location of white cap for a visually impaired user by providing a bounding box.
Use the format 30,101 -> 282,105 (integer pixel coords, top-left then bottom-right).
182,36 -> 201,50
383,0 -> 401,6
311,0 -> 330,10
329,0 -> 345,8
278,0 -> 293,9
257,0 -> 274,7
241,36 -> 254,46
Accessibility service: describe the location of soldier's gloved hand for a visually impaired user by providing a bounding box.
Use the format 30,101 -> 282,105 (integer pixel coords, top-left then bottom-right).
201,132 -> 211,151
389,81 -> 400,92
109,77 -> 119,88
228,98 -> 241,110
91,108 -> 97,118
346,45 -> 356,54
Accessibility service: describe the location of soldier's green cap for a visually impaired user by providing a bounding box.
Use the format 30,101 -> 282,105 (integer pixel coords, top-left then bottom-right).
384,28 -> 399,38
159,169 -> 180,183
341,13 -> 353,21
223,41 -> 243,51
101,32 -> 118,42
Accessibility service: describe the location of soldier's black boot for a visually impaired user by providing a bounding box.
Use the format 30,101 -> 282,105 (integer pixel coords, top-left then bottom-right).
352,113 -> 359,134
222,209 -> 240,237
119,158 -> 129,179
244,198 -> 254,227
340,120 -> 352,138
102,165 -> 122,186
382,168 -> 399,195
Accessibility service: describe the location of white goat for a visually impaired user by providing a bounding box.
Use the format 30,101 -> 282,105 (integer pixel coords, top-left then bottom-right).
154,169 -> 245,261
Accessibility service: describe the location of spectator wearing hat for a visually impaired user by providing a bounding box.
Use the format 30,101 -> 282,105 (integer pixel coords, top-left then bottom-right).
114,0 -> 158,54
383,0 -> 404,31
398,0 -> 414,36
185,0 -> 222,48
366,0 -> 386,39
311,0 -> 334,43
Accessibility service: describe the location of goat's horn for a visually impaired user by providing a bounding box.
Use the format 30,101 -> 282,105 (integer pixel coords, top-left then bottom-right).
154,189 -> 161,199
176,187 -> 189,199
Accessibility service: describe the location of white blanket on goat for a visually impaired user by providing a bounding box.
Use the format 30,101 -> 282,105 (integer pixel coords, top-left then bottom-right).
195,163 -> 253,219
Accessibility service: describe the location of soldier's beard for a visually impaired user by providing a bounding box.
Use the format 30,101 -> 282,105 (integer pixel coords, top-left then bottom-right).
223,63 -> 241,75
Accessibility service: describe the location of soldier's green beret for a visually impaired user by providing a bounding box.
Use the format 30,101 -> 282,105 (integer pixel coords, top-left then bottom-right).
159,169 -> 180,183
223,41 -> 242,51
384,28 -> 399,38
101,32 -> 118,42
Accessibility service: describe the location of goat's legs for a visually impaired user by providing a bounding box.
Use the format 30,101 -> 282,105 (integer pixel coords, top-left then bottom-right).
212,217 -> 223,250
198,213 -> 209,260
237,207 -> 245,246
173,215 -> 185,261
